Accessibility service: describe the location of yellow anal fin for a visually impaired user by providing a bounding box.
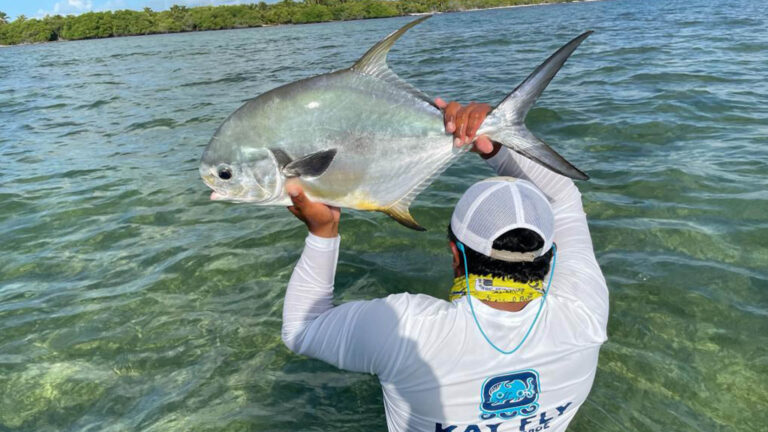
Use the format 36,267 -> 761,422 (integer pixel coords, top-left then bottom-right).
381,203 -> 425,231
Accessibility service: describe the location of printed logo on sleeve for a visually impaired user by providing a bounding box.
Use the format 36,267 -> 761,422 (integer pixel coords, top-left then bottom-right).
479,369 -> 540,420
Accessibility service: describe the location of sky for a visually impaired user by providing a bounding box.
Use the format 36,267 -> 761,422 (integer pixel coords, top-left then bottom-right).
0,0 -> 260,20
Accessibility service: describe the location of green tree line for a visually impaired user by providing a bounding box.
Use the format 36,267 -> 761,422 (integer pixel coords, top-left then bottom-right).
0,0 -> 573,46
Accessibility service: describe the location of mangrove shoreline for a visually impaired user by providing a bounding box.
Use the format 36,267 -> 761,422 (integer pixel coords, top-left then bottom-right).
0,0 -> 583,47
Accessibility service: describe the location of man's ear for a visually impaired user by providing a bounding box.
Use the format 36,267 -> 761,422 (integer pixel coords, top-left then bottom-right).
449,241 -> 461,272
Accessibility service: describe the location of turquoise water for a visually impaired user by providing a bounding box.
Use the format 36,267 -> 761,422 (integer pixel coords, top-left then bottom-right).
1,0 -> 767,430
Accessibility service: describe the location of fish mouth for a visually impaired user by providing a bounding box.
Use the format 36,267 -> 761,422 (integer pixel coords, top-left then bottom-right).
201,172 -> 217,188
200,172 -> 229,200
209,191 -> 268,203
201,175 -> 274,204
209,190 -> 228,201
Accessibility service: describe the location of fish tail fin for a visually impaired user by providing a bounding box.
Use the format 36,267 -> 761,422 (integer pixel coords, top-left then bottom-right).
481,31 -> 592,181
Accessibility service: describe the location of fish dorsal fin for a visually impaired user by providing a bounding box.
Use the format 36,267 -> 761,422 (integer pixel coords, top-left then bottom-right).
351,15 -> 430,75
351,16 -> 435,106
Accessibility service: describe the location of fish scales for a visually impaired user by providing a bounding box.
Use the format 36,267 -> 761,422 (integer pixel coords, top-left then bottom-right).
219,71 -> 452,208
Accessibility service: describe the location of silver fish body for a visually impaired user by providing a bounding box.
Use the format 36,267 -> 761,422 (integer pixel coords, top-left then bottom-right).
200,17 -> 592,230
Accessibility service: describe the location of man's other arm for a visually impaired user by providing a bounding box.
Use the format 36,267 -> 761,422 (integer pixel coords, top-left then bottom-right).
485,147 -> 608,328
280,184 -> 411,378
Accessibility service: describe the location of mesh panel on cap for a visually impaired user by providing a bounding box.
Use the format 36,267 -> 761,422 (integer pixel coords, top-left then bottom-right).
452,180 -> 497,227
451,178 -> 554,259
464,185 -> 518,254
518,183 -> 555,252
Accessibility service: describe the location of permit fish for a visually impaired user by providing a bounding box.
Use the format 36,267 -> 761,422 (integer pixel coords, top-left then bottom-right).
200,16 -> 591,230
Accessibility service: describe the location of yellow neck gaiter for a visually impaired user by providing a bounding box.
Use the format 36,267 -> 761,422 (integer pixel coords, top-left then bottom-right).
449,274 -> 544,303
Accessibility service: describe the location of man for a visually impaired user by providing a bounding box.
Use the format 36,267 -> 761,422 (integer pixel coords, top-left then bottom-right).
281,100 -> 609,432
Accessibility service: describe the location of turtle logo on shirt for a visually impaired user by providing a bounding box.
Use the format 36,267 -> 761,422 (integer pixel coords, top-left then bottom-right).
479,370 -> 540,420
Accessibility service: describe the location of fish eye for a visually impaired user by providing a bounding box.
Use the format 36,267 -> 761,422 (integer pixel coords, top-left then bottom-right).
217,165 -> 232,180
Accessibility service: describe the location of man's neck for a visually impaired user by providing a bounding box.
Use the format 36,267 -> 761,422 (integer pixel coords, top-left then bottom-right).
452,270 -> 539,312
480,299 -> 531,312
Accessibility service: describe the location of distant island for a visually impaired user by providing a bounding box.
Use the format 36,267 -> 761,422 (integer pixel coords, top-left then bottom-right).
0,0 -> 578,46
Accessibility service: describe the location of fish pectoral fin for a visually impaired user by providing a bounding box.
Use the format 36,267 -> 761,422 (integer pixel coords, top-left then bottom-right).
268,148 -> 293,168
382,203 -> 425,231
282,148 -> 337,178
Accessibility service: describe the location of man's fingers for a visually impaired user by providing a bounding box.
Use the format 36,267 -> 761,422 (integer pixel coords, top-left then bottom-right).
442,101 -> 493,149
286,183 -> 307,208
467,103 -> 491,140
287,206 -> 301,218
444,101 -> 460,134
475,136 -> 494,154
457,105 -> 472,143
329,206 -> 341,221
287,183 -> 330,223
468,109 -> 482,140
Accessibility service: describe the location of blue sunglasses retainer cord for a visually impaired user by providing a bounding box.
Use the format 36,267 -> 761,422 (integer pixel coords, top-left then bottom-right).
456,241 -> 557,355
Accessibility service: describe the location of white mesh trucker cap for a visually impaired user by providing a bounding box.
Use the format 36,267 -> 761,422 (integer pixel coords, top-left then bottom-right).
450,177 -> 555,262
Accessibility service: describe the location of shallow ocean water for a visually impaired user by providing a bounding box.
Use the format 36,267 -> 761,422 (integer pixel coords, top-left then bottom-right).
1,0 -> 767,430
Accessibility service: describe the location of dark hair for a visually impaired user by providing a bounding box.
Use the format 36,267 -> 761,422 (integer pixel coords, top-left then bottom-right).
448,225 -> 553,282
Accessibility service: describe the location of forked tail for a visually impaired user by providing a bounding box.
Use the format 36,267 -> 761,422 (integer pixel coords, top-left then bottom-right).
480,31 -> 593,180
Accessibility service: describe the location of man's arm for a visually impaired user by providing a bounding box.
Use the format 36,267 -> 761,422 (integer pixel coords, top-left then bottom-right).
486,147 -> 608,327
443,100 -> 609,330
281,183 -> 410,377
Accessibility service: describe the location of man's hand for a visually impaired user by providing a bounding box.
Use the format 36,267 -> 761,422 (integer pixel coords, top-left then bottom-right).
286,182 -> 340,238
435,98 -> 500,158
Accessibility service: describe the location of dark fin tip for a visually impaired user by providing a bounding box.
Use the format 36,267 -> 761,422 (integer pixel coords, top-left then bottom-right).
282,148 -> 337,178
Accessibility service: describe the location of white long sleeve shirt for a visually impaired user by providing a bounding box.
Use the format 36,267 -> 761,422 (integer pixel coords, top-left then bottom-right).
282,149 -> 609,432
